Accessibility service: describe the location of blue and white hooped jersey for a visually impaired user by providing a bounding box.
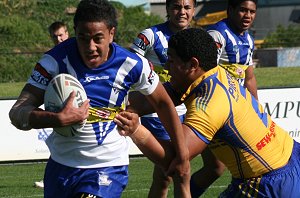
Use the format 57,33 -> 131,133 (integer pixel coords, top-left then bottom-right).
130,21 -> 186,116
28,37 -> 159,168
207,19 -> 254,84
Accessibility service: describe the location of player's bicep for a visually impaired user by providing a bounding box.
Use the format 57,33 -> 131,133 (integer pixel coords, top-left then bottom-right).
183,124 -> 208,159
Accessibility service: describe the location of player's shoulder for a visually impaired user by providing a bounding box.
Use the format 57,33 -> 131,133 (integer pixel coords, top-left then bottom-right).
113,42 -> 147,63
207,19 -> 228,33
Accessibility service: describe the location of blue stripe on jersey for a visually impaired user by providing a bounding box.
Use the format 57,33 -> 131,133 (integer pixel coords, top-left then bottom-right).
239,84 -> 269,128
93,121 -> 115,145
150,22 -> 172,66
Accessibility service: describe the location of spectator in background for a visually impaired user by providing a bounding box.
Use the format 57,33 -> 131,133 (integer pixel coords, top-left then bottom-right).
33,21 -> 70,189
48,21 -> 69,46
130,0 -> 195,197
190,0 -> 259,197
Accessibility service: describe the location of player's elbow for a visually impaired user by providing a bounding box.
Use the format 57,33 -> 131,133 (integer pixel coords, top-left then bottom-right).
9,105 -> 35,131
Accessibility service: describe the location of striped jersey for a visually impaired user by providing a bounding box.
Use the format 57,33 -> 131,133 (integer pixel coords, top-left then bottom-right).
181,66 -> 293,179
207,19 -> 255,84
130,21 -> 186,116
28,37 -> 159,168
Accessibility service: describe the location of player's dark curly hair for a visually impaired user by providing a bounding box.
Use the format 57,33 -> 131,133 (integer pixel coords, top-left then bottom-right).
73,0 -> 117,30
228,0 -> 258,8
168,28 -> 217,71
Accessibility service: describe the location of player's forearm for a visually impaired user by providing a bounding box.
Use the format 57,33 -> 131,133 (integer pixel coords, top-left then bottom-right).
245,76 -> 258,100
28,109 -> 65,129
155,103 -> 188,160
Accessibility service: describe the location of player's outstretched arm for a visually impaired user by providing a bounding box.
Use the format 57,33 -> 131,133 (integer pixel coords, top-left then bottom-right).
115,111 -> 172,169
115,111 -> 191,198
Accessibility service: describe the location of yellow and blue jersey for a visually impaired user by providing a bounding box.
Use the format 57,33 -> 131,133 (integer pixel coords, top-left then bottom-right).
182,66 -> 293,179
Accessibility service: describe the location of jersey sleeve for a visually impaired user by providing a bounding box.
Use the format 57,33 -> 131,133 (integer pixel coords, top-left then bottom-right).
184,85 -> 231,142
207,30 -> 226,63
28,54 -> 59,90
131,54 -> 159,96
130,28 -> 155,57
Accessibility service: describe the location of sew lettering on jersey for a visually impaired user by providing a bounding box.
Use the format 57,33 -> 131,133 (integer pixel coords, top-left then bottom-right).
256,121 -> 276,150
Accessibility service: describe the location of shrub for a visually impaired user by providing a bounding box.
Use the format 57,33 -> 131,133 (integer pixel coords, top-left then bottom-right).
262,24 -> 300,48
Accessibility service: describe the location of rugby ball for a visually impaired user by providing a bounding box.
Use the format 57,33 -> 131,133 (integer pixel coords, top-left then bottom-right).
44,73 -> 87,137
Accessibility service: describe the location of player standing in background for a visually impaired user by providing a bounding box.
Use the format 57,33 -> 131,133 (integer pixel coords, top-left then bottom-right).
9,0 -> 189,197
34,21 -> 70,189
207,0 -> 258,99
115,28 -> 300,198
190,1 -> 259,197
130,0 -> 195,197
48,21 -> 69,46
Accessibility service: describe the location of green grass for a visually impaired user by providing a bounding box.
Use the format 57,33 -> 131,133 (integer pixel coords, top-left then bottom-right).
0,156 -> 230,198
254,67 -> 300,88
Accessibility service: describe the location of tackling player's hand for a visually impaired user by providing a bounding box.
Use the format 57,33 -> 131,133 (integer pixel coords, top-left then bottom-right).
114,111 -> 140,137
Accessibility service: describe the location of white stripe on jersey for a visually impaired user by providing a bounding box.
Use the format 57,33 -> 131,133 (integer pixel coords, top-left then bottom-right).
225,29 -> 240,63
109,57 -> 138,107
156,31 -> 168,49
246,34 -> 253,65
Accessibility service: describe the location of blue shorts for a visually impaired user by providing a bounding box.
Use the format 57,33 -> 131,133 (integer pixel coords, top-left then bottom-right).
141,114 -> 185,141
44,157 -> 128,198
220,140 -> 300,198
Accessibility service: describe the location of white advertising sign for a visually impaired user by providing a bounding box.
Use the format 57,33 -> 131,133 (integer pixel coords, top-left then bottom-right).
258,88 -> 300,142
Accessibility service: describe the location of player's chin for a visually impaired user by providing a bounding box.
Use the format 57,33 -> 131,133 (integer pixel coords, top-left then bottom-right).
84,57 -> 100,68
176,21 -> 189,29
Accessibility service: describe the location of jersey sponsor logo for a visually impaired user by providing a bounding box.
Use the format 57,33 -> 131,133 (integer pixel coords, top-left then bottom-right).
148,61 -> 155,70
215,42 -> 222,49
84,75 -> 109,83
238,41 -> 250,46
147,69 -> 155,85
226,71 -> 239,101
133,33 -> 150,51
256,121 -> 276,150
98,174 -> 112,186
31,63 -> 51,86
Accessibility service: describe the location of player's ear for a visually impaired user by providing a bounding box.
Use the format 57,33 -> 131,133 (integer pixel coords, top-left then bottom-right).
109,27 -> 116,43
190,57 -> 199,71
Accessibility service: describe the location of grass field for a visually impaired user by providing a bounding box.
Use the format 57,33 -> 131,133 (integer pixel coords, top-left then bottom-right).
0,156 -> 231,198
0,66 -> 299,197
